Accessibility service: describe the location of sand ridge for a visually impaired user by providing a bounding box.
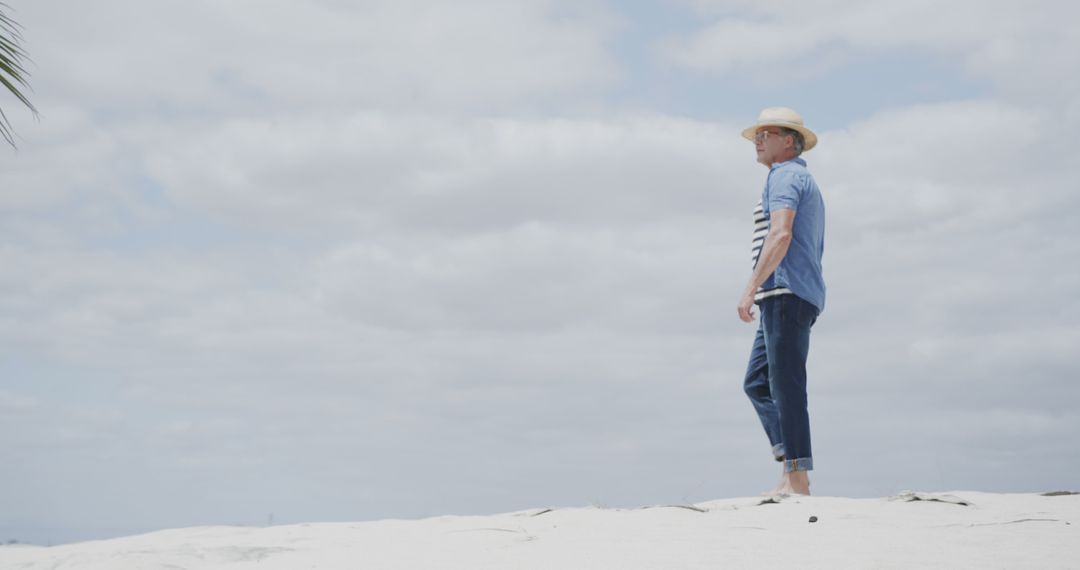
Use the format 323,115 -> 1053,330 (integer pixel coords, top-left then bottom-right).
2,491 -> 1077,569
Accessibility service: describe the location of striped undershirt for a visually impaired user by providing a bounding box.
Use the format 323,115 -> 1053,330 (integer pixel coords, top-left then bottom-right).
751,200 -> 792,302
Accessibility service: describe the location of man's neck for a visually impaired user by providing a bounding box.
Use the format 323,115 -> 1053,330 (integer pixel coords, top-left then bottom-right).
771,152 -> 799,167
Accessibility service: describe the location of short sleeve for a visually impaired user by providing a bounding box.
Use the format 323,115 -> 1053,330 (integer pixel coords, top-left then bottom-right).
767,172 -> 802,212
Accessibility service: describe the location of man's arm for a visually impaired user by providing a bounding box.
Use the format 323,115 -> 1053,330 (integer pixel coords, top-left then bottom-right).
737,207 -> 795,322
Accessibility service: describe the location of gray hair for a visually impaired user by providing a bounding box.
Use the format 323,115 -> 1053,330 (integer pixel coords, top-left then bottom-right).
779,127 -> 805,156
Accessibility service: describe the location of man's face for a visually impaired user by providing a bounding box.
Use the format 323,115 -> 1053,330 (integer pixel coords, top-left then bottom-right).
754,127 -> 790,166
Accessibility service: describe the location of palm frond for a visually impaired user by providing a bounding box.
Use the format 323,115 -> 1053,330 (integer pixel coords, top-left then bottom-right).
0,1 -> 37,148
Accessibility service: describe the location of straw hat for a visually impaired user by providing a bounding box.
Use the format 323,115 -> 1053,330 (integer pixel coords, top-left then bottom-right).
741,107 -> 818,151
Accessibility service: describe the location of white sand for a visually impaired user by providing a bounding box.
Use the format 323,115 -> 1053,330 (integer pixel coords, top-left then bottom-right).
2,491 -> 1077,569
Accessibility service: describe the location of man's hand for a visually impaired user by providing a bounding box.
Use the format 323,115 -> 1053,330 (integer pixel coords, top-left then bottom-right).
737,291 -> 757,323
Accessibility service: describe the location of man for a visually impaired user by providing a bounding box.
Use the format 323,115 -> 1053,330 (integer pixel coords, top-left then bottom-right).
737,107 -> 826,496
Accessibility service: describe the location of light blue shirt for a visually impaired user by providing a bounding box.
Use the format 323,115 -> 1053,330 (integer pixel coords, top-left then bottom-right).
761,157 -> 826,313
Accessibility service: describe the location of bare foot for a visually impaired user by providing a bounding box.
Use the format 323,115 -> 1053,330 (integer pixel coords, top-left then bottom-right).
786,470 -> 811,495
761,471 -> 790,497
761,471 -> 811,496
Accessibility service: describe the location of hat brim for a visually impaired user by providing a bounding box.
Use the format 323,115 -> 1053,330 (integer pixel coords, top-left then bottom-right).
742,122 -> 818,151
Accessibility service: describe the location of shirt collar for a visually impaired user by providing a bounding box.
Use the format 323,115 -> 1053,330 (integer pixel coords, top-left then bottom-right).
770,157 -> 806,171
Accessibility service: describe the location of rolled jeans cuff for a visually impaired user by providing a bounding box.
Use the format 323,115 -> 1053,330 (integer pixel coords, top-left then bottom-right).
784,457 -> 813,473
772,444 -> 785,462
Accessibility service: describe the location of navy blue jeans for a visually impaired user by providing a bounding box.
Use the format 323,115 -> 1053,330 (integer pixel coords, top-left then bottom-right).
743,294 -> 819,473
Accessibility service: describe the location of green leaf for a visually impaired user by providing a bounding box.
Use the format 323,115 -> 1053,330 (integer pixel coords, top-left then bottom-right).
0,1 -> 36,148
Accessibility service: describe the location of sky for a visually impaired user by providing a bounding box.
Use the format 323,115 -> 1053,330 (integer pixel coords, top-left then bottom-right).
1,0 -> 1078,546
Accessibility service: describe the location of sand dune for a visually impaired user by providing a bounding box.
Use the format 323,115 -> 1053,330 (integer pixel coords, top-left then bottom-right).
2,491 -> 1076,569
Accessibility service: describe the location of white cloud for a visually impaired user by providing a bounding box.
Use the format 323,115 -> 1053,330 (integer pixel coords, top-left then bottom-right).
0,106 -> 127,213
817,100 -> 1053,232
660,0 -> 1080,101
19,0 -> 619,114
141,112 -> 752,234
